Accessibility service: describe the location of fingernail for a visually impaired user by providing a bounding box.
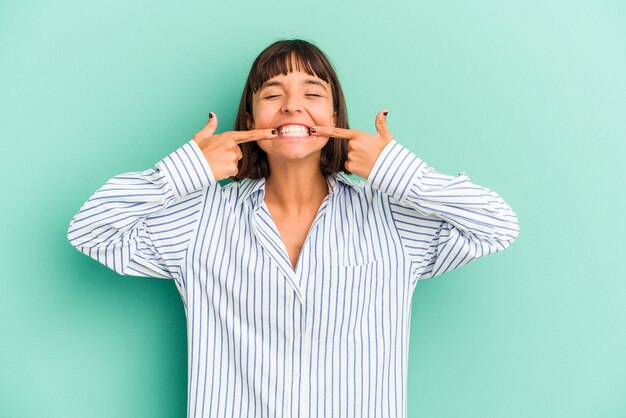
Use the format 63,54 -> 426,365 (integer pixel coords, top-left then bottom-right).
310,127 -> 317,134
271,129 -> 278,135
209,112 -> 213,119
383,111 -> 388,116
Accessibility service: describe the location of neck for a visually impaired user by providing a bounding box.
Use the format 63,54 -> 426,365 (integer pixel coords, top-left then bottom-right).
264,159 -> 329,214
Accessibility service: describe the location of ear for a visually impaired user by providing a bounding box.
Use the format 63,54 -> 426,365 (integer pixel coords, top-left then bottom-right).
245,112 -> 254,130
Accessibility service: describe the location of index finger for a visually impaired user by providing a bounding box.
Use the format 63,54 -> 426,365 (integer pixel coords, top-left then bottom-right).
233,128 -> 278,144
310,126 -> 358,140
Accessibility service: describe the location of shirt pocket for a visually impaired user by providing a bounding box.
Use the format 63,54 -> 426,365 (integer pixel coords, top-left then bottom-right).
311,259 -> 383,345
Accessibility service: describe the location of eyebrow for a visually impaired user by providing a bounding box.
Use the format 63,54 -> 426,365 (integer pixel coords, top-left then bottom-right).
260,78 -> 327,92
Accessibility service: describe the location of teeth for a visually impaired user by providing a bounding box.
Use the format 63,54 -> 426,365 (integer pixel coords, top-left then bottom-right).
278,125 -> 310,137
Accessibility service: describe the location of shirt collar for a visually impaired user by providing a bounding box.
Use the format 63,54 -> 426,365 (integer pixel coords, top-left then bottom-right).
235,171 -> 364,207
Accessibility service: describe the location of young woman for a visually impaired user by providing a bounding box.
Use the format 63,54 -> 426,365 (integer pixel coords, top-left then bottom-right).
68,39 -> 519,418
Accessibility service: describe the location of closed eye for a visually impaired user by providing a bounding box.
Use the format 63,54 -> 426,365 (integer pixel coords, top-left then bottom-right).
264,94 -> 322,99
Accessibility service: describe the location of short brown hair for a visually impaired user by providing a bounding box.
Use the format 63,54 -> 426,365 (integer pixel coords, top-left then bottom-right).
232,39 -> 351,181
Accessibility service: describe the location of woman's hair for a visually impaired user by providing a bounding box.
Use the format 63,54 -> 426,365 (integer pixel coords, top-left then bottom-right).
232,39 -> 351,180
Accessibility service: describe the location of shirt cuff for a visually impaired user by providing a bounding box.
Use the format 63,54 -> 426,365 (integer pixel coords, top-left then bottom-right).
156,139 -> 216,199
366,139 -> 431,202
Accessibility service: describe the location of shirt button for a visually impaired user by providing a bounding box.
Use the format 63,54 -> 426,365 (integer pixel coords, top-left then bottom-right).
294,331 -> 301,339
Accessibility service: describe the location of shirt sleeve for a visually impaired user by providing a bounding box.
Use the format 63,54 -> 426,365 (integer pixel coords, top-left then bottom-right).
67,139 -> 216,281
367,139 -> 519,285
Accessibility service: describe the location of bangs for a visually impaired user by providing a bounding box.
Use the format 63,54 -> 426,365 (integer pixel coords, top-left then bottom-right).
233,39 -> 350,180
249,44 -> 332,95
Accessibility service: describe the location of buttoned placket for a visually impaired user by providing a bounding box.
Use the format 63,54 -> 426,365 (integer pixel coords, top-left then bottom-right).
289,187 -> 335,418
244,173 -> 367,416
248,176 -> 341,418
299,187 -> 336,417
289,261 -> 314,418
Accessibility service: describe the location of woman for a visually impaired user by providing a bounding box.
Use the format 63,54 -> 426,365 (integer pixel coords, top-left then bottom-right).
68,39 -> 519,418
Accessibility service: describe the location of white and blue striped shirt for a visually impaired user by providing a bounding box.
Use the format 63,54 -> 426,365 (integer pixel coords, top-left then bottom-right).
67,138 -> 519,418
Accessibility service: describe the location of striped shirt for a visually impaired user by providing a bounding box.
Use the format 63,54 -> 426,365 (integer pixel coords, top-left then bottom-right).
67,138 -> 519,418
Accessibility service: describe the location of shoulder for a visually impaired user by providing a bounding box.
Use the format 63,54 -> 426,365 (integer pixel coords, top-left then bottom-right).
217,177 -> 264,208
333,172 -> 388,208
335,172 -> 381,194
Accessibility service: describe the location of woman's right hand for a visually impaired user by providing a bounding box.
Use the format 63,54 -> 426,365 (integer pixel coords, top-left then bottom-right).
192,112 -> 278,181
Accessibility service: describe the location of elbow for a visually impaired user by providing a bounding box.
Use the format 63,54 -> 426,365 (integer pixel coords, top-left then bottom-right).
66,219 -> 76,249
499,215 -> 520,250
66,216 -> 88,252
509,209 -> 520,243
498,206 -> 520,247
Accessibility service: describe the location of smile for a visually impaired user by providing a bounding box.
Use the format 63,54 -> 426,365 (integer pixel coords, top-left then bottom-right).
276,124 -> 311,138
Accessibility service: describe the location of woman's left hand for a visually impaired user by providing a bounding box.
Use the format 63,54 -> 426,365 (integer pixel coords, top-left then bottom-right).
310,109 -> 394,180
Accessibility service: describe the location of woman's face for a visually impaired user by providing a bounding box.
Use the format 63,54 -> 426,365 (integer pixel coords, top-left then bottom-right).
247,63 -> 337,163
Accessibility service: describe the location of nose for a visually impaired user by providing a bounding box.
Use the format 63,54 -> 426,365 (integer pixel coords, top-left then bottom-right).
280,94 -> 304,113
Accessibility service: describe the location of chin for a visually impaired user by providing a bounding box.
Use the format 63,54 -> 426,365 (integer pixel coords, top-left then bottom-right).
259,140 -> 328,161
270,150 -> 321,162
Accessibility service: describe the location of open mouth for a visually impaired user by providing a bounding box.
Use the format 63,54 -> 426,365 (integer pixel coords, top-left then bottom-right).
276,124 -> 311,138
